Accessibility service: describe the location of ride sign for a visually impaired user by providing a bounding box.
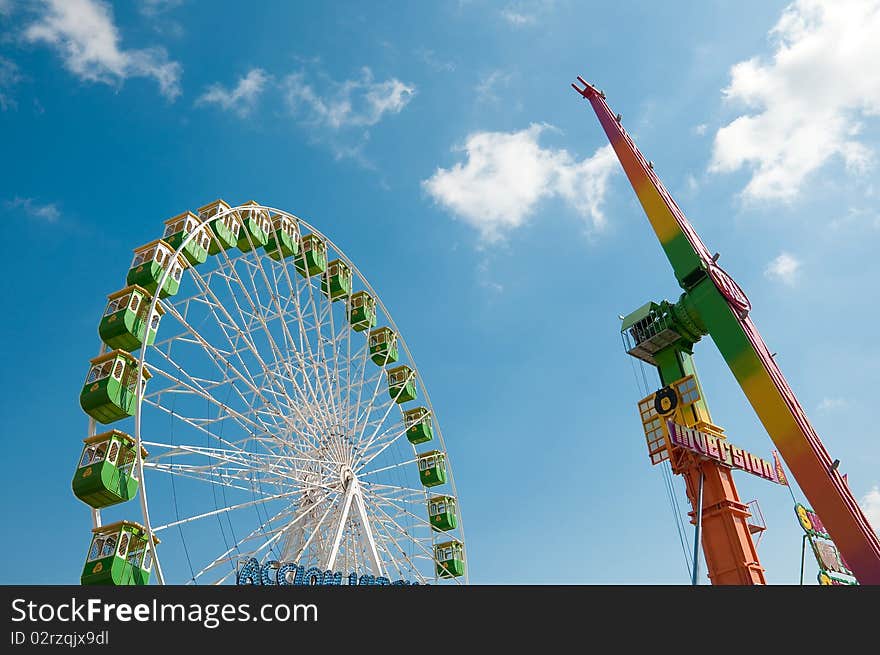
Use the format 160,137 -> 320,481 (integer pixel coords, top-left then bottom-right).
666,421 -> 787,485
236,558 -> 420,586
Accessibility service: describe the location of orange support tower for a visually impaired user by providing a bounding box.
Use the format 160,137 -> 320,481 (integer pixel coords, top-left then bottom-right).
631,316 -> 765,584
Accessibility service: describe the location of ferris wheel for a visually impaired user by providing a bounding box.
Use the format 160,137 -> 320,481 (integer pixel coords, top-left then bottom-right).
73,200 -> 467,585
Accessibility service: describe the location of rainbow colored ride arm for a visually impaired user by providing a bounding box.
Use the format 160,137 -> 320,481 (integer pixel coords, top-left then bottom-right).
571,76 -> 880,583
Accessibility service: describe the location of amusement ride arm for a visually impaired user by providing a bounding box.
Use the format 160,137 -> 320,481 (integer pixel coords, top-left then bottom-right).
572,76 -> 880,583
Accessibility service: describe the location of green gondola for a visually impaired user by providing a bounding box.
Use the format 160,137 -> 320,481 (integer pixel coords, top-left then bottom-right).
197,199 -> 242,254
162,211 -> 212,266
368,327 -> 399,365
387,365 -> 417,403
79,350 -> 151,424
98,285 -> 164,352
81,521 -> 158,586
321,259 -> 352,301
72,430 -> 147,509
434,540 -> 465,578
403,407 -> 433,444
348,291 -> 377,332
417,450 -> 447,487
294,233 -> 327,277
125,240 -> 187,299
428,495 -> 458,532
264,212 -> 300,261
237,200 -> 271,252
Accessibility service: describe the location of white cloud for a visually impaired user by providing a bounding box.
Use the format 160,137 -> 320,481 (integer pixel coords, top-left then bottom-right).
501,9 -> 535,25
0,56 -> 20,110
196,68 -> 269,117
6,197 -> 60,222
283,67 -> 415,130
476,70 -> 514,104
422,124 -> 618,242
817,397 -> 850,412
24,0 -> 182,100
0,0 -> 12,17
139,0 -> 183,16
764,252 -> 801,285
710,0 -> 880,201
862,486 -> 880,536
416,48 -> 455,73
693,123 -> 708,136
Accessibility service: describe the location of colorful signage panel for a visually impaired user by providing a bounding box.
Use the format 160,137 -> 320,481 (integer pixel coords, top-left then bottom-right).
666,421 -> 787,485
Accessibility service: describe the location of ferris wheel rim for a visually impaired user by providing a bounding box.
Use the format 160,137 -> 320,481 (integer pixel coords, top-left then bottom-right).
86,202 -> 467,585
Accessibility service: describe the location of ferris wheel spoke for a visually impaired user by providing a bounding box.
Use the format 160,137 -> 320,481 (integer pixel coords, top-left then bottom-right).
144,463 -> 332,495
144,360 -> 277,440
297,260 -> 345,428
354,491 -> 423,582
182,267 -> 290,407
356,421 -> 411,471
359,495 -> 432,584
187,260 -> 301,427
270,251 -> 345,438
144,345 -> 301,452
357,455 -> 417,479
218,252 -> 321,431
192,488 -> 336,585
361,485 -> 437,536
356,378 -> 414,458
145,463 -> 284,495
156,299 -> 290,428
188,502 -> 300,584
286,487 -> 345,564
144,440 -> 341,472
151,487 -> 306,533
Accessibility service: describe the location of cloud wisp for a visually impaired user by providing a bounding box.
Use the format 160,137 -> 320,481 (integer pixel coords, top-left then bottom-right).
710,0 -> 880,202
282,67 -> 415,130
196,68 -> 270,117
24,0 -> 182,100
423,124 -> 618,242
862,486 -> 880,536
0,56 -> 21,110
764,252 -> 801,285
6,197 -> 61,223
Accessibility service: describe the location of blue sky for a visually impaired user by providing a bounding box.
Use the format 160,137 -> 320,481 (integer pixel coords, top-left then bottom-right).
1,0 -> 879,584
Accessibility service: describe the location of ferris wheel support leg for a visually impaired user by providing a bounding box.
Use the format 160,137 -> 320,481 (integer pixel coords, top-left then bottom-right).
352,483 -> 386,578
326,483 -> 356,573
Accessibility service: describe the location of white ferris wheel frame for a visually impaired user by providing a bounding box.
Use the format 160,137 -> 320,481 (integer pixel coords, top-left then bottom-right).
85,203 -> 467,585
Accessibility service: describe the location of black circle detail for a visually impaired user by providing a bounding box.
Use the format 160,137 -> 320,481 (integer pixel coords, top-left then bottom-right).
654,386 -> 678,416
